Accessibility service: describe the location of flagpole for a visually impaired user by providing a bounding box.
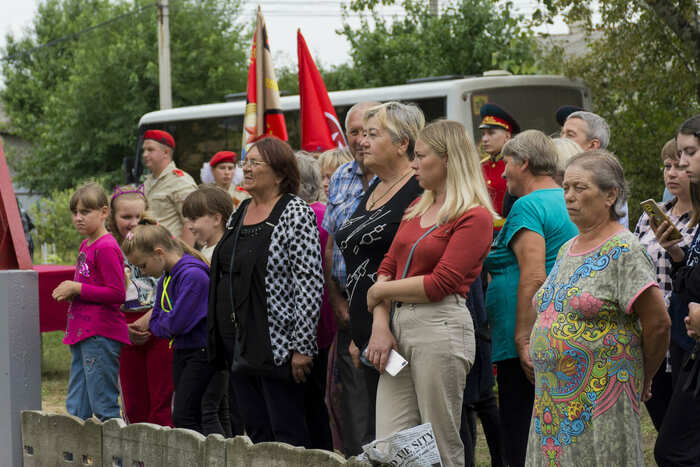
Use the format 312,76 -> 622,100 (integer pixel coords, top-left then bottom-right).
157,0 -> 172,109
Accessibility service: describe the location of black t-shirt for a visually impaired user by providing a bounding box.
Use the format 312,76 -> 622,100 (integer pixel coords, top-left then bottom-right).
334,176 -> 422,349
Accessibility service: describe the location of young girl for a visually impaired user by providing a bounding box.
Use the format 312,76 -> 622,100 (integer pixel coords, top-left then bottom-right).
107,184 -> 174,427
182,185 -> 233,262
182,185 -> 237,436
52,182 -> 129,421
318,147 -> 353,200
121,224 -> 215,433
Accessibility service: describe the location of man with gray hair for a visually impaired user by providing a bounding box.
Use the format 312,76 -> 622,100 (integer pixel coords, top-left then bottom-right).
321,101 -> 379,456
561,110 -> 629,227
560,110 -> 610,150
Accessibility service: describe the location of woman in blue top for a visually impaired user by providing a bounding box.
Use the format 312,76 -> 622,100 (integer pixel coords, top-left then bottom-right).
483,130 -> 578,467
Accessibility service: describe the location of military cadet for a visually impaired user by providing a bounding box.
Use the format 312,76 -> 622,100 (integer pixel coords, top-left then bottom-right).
479,103 -> 520,218
142,130 -> 197,245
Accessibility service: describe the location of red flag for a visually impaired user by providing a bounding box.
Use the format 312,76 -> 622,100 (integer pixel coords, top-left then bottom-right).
241,7 -> 288,158
297,30 -> 347,152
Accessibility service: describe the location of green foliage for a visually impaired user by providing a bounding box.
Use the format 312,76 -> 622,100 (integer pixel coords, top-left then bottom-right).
334,0 -> 539,89
1,0 -> 249,194
28,178 -> 110,264
535,0 -> 700,223
42,331 -> 71,377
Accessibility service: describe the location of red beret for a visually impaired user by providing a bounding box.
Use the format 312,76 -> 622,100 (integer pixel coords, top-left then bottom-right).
209,151 -> 237,167
143,130 -> 175,149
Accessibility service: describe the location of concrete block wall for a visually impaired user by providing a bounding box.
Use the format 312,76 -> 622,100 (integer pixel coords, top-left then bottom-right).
22,411 -> 370,466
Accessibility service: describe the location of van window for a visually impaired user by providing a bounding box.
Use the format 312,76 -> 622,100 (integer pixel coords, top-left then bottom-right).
141,115 -> 244,181
470,86 -> 584,142
138,96 -> 448,180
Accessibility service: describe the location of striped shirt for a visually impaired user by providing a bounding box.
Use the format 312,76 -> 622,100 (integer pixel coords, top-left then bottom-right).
634,198 -> 696,306
321,159 -> 375,289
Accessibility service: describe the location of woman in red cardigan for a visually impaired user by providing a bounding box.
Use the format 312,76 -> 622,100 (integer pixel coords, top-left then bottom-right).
365,120 -> 496,467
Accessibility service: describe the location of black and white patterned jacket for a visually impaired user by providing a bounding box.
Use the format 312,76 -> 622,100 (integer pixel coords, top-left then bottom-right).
208,194 -> 323,367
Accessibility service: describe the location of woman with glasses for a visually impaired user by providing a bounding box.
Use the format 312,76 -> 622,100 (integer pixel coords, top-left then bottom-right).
206,137 -> 324,447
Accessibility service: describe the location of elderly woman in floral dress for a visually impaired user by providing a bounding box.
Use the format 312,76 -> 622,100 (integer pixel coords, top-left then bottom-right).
525,150 -> 670,466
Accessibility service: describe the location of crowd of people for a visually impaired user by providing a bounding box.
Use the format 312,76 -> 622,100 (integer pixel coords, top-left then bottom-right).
49,102 -> 700,466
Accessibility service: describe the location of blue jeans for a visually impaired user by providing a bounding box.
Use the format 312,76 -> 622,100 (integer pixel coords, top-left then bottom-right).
66,336 -> 122,421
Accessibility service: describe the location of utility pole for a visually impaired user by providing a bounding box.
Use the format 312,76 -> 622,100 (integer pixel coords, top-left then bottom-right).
157,0 -> 173,109
430,0 -> 438,15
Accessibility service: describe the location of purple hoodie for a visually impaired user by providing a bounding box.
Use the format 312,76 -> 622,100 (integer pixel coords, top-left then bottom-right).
149,254 -> 209,349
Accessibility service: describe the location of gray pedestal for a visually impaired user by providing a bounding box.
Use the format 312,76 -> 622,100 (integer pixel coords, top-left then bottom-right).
0,270 -> 41,467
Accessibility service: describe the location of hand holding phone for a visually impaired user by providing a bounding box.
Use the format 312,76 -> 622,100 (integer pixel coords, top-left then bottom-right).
385,349 -> 408,376
640,199 -> 682,241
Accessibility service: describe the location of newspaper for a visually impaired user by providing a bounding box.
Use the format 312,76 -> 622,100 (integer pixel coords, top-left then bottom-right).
357,423 -> 442,466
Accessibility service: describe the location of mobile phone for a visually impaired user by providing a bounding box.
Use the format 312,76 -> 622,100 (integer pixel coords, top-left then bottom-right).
385,349 -> 408,376
640,199 -> 682,241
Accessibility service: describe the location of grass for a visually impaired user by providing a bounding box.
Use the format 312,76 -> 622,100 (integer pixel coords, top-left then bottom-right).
40,331 -> 661,464
41,331 -> 70,414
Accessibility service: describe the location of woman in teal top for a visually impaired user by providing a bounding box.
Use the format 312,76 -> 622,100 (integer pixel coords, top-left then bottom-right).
483,130 -> 578,467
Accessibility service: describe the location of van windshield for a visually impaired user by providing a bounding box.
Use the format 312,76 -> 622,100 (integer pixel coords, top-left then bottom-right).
469,86 -> 585,142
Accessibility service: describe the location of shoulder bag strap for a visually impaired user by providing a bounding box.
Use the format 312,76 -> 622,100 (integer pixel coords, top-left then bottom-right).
227,201 -> 249,328
400,224 -> 438,279
388,223 -> 439,336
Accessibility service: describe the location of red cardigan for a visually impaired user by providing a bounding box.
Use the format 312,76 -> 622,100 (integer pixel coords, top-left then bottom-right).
377,204 -> 493,301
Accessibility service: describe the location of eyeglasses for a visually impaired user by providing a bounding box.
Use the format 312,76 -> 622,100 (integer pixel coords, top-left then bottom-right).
241,158 -> 267,168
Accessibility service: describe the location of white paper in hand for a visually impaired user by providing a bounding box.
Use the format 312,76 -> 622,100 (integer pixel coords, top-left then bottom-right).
385,349 -> 408,376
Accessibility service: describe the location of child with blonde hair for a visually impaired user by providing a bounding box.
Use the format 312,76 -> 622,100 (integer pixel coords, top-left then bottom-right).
107,184 -> 174,426
122,224 -> 214,433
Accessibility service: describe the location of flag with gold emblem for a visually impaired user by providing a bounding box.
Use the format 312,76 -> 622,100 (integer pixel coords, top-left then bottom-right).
241,7 -> 288,158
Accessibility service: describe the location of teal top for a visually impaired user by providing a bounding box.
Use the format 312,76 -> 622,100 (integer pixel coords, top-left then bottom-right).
484,188 -> 578,362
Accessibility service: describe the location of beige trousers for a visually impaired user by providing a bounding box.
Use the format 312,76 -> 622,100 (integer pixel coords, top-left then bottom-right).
376,294 -> 475,467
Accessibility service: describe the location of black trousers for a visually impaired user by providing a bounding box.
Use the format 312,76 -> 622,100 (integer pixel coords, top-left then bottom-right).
495,358 -> 534,467
200,369 -> 231,437
231,371 -> 311,447
336,327 -> 374,456
172,347 -> 216,433
655,347 -> 700,466
221,335 -> 247,436
461,393 -> 506,467
644,361 -> 673,432
304,347 -> 333,450
645,341 -> 692,432
462,274 -> 506,467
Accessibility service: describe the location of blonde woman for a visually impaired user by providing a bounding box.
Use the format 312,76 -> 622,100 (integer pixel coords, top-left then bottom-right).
365,120 -> 496,467
552,137 -> 583,185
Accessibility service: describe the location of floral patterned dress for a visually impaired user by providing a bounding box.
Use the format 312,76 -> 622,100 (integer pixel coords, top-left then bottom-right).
526,230 -> 658,466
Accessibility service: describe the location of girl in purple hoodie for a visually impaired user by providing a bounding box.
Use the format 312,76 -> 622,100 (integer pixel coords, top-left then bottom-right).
122,224 -> 215,433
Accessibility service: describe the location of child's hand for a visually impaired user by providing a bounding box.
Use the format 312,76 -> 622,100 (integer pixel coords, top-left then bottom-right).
52,281 -> 81,302
128,323 -> 151,345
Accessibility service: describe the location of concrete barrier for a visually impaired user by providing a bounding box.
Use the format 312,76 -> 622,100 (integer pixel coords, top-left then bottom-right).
22,411 -> 370,466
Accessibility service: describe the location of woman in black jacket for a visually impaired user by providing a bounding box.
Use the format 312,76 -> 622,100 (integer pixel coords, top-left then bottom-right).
654,114 -> 700,466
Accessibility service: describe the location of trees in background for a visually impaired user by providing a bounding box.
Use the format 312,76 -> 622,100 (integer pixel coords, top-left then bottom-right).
4,0 -> 698,223
277,0 -> 540,94
1,0 -> 248,193
336,0 -> 539,88
534,0 -> 699,220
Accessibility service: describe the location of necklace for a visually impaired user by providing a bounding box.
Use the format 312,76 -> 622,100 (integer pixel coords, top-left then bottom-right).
368,169 -> 413,210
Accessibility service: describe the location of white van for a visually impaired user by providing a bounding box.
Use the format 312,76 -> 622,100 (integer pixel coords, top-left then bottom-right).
131,73 -> 591,182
